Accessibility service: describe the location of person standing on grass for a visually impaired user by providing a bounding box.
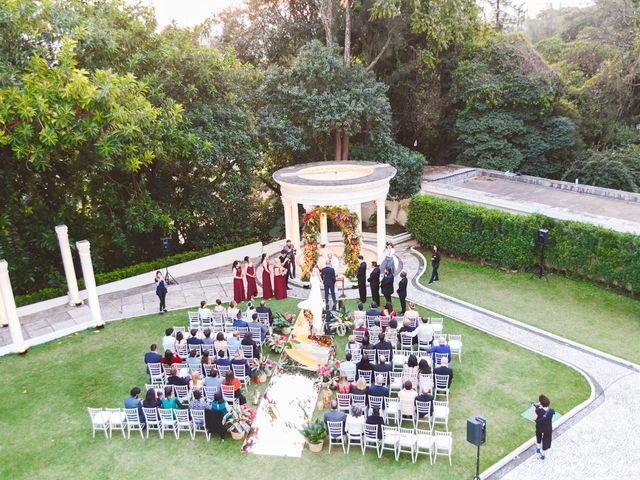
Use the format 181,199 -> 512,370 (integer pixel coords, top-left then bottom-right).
428,245 -> 441,284
356,255 -> 367,303
155,271 -> 168,313
534,394 -> 555,461
397,271 -> 408,314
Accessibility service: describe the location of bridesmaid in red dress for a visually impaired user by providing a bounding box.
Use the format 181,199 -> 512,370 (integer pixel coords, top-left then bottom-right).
244,255 -> 258,300
260,253 -> 273,300
273,259 -> 288,300
232,260 -> 245,303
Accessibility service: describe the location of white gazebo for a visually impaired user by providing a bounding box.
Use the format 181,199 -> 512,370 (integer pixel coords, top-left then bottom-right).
273,161 -> 397,262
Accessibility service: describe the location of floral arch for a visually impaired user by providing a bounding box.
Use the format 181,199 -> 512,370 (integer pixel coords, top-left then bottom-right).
300,206 -> 360,281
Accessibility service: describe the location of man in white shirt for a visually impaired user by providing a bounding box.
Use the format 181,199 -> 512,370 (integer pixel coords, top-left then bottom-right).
401,316 -> 434,346
162,328 -> 175,353
198,300 -> 211,320
340,352 -> 357,380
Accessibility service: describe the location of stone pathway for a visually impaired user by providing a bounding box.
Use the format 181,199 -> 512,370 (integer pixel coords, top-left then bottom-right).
2,241 -> 639,479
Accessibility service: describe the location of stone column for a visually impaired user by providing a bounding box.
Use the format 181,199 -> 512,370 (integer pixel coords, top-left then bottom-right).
320,212 -> 328,245
55,225 -> 82,306
376,197 -> 386,262
76,240 -> 104,328
348,203 -> 363,235
0,292 -> 8,327
290,201 -> 301,253
282,197 -> 292,244
0,260 -> 27,354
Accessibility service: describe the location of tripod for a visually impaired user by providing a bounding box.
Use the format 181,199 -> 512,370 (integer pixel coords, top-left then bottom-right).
474,444 -> 481,480
164,266 -> 179,285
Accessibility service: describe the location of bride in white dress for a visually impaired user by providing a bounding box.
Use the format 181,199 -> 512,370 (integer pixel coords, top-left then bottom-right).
298,262 -> 324,336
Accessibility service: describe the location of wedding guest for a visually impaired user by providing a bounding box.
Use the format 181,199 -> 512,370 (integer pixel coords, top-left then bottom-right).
351,377 -> 368,399
162,328 -> 175,353
418,358 -> 432,375
154,270 -> 168,314
142,388 -> 162,409
200,350 -> 214,367
162,385 -> 181,410
261,253 -> 273,300
324,400 -> 346,435
273,259 -> 288,300
162,349 -> 182,366
214,350 -> 232,369
166,365 -> 189,386
368,262 -> 381,306
189,371 -> 204,390
124,387 -> 143,421
232,260 -> 245,303
380,267 -> 394,306
353,302 -> 366,323
175,331 -> 187,348
255,300 -> 273,325
415,385 -> 434,417
227,301 -> 240,321
356,356 -> 373,380
404,303 -> 419,327
214,332 -> 228,354
398,380 -> 417,418
337,374 -> 352,394
232,349 -> 251,377
346,405 -> 366,437
189,389 -> 211,425
233,311 -> 248,329
381,302 -> 397,319
213,299 -> 225,313
241,332 -> 260,359
187,329 -> 202,346
340,352 -> 357,380
244,256 -> 258,300
226,331 -> 241,350
186,349 -> 200,367
198,300 -> 211,320
222,371 -> 246,405
367,374 -> 390,400
202,328 -> 214,345
247,313 -> 269,342
144,344 -> 162,375
397,271 -> 408,314
434,357 -> 454,387
345,335 -> 361,355
205,368 -> 222,391
365,406 -> 385,439
403,354 -> 419,382
210,392 -> 228,441
428,336 -> 452,362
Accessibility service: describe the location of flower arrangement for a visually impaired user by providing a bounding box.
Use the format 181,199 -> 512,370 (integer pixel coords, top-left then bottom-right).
250,357 -> 276,380
266,333 -> 297,354
328,307 -> 353,336
272,312 -> 294,333
316,359 -> 341,389
223,404 -> 256,437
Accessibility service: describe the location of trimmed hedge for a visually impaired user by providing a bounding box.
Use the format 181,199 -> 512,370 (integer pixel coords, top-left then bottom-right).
406,195 -> 640,293
14,240 -> 255,307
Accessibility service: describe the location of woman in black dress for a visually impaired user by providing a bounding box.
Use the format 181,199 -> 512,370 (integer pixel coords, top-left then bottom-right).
534,394 -> 555,460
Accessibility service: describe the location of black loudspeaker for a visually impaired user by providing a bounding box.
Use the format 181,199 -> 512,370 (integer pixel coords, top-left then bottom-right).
159,237 -> 171,255
537,228 -> 549,246
467,416 -> 487,446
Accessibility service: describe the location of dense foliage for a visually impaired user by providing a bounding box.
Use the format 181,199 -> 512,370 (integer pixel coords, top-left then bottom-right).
407,195 -> 640,293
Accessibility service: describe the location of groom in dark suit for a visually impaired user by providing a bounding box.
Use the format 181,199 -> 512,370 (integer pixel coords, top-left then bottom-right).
368,261 -> 381,306
321,260 -> 337,309
356,255 -> 367,303
397,271 -> 408,314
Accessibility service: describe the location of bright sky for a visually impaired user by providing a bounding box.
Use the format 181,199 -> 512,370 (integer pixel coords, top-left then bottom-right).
135,0 -> 594,29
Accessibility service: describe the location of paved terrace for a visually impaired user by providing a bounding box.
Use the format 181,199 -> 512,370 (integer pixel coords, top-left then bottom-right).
1,241 -> 639,479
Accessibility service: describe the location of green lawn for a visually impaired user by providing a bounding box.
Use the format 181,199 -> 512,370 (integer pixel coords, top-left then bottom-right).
418,251 -> 640,364
0,297 -> 589,480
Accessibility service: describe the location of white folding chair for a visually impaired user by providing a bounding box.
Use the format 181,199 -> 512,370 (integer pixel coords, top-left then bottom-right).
327,421 -> 346,453
148,363 -> 164,385
376,371 -> 390,387
419,373 -> 433,392
346,424 -> 363,454
221,384 -> 236,405
188,311 -> 200,329
448,334 -> 463,362
379,316 -> 390,330
353,330 -> 365,343
368,395 -> 384,415
142,407 -> 163,438
434,352 -> 449,367
429,317 -> 444,334
385,331 -> 398,348
363,423 -> 381,456
105,408 -> 126,438
357,369 -> 372,386
190,409 -> 210,441
257,312 -> 270,325
232,364 -> 249,391
204,385 -> 220,402
362,349 -> 376,363
87,408 -> 110,439
176,344 -> 189,358
400,335 -> 413,351
418,338 -> 432,352
366,316 -> 379,329
188,363 -> 204,377
380,425 -> 399,458
415,400 -> 433,430
241,345 -> 254,359
236,326 -> 249,335
369,327 -> 381,345
173,384 -> 191,403
389,372 -> 403,395
343,367 -> 356,383
432,400 -> 450,431
350,394 -> 366,408
376,349 -> 391,364
351,351 -> 362,363
159,408 -> 178,439
434,431 -> 452,465
385,397 -> 399,425
173,326 -> 186,336
392,349 -> 406,370
124,408 -> 145,439
337,393 -> 351,412
175,409 -> 193,439
414,428 -> 434,464
434,374 -> 450,400
217,364 -> 231,378
397,427 -> 417,462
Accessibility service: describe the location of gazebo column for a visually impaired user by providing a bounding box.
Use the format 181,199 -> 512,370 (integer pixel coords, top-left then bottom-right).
282,197 -> 292,244
376,197 -> 386,262
0,260 -> 27,354
55,225 -> 82,306
76,241 -> 104,329
290,201 -> 301,253
0,292 -> 8,327
348,204 -> 363,235
320,212 -> 328,245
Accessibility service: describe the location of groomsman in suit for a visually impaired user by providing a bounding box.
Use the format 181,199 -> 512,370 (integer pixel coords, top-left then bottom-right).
397,271 -> 408,314
356,255 -> 367,303
321,260 -> 337,309
380,267 -> 395,305
368,261 -> 381,306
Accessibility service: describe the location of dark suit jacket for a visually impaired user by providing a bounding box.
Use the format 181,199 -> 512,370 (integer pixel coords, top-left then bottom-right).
397,277 -> 408,297
374,340 -> 394,358
380,273 -> 395,295
432,251 -> 441,268
357,261 -> 367,281
373,363 -> 392,375
434,366 -> 453,387
324,410 -> 346,434
415,394 -> 434,416
367,384 -> 390,398
365,416 -> 385,438
366,308 -> 380,317
187,337 -> 203,345
167,375 -> 189,386
321,266 -> 337,287
255,306 -> 273,323
215,358 -> 232,369
368,267 -> 381,287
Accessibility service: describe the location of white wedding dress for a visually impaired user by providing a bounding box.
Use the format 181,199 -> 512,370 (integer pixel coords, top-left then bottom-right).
297,268 -> 324,335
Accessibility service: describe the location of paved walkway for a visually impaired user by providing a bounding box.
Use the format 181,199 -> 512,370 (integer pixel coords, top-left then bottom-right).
2,241 -> 639,479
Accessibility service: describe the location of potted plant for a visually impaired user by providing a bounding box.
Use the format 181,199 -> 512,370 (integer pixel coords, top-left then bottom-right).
223,404 -> 255,440
328,308 -> 353,336
300,419 -> 327,453
251,357 -> 276,383
272,312 -> 294,335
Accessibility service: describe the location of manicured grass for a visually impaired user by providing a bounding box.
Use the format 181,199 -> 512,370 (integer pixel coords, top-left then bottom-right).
0,297 -> 589,480
418,251 -> 640,364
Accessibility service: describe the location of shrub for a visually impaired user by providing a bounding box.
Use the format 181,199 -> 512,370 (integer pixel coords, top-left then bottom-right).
407,195 -> 640,293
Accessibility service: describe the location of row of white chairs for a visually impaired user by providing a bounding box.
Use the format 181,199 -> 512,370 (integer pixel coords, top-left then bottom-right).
326,422 -> 452,464
186,311 -> 270,329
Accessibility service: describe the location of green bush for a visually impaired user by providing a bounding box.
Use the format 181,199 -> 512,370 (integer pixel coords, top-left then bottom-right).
407,195 -> 640,293
14,240 -> 255,307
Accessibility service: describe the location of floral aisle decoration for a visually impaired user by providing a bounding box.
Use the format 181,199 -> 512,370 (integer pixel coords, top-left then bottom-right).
315,359 -> 341,389
223,404 -> 256,440
300,206 -> 361,281
251,357 -> 276,383
272,312 -> 294,334
328,306 -> 353,336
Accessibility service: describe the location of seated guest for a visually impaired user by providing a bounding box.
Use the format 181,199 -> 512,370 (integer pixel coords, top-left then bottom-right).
398,318 -> 415,335
214,332 -> 228,354
198,300 -> 211,320
166,365 -> 189,386
398,380 -> 417,418
215,350 -> 232,369
388,318 -> 398,330
211,392 -> 227,414
175,331 -> 187,348
227,330 -> 241,349
361,336 -> 371,350
202,328 -> 214,345
356,355 -> 373,379
186,349 -> 200,367
340,352 -> 356,380
226,300 -> 239,320
404,303 -> 419,327
213,299 -> 225,313
162,349 -> 182,366
374,332 -> 394,361
241,332 -> 260,359
403,354 -> 419,380
354,318 -> 368,336
209,392 -> 227,441
245,301 -> 256,321
247,313 -> 269,342
186,329 -> 203,346
345,335 -> 361,355
190,371 -> 204,390
365,406 -> 385,439
189,389 -> 211,425
353,302 -> 366,322
162,385 -> 181,410
142,388 -> 162,409
401,316 -> 434,347
200,350 -> 214,367
205,368 -> 222,391
255,300 -> 273,325
232,350 -> 251,377
428,336 -> 452,363
233,311 -> 248,329
368,374 -> 390,400
351,377 -> 368,399
124,387 -> 143,421
366,301 -> 380,318
373,355 -> 392,384
162,328 -> 175,353
337,374 -> 352,394
415,385 -> 434,417
144,344 -> 162,374
380,302 -> 397,319
433,357 -> 454,387
324,400 -> 346,435
418,358 -> 432,375
346,405 -> 366,436
222,371 -> 246,405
